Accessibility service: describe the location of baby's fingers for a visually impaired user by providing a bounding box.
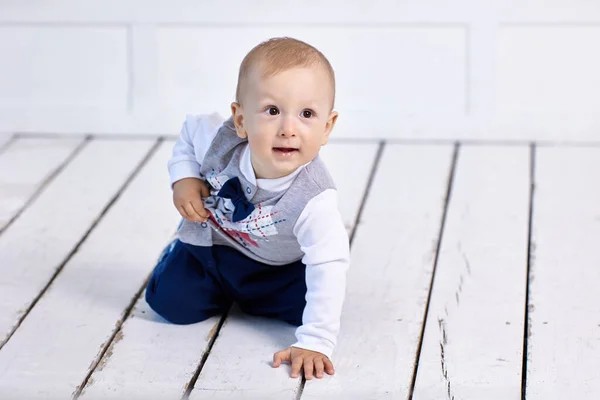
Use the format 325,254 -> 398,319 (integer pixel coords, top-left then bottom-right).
323,358 -> 335,375
177,205 -> 190,220
199,182 -> 210,198
291,356 -> 303,378
272,348 -> 291,368
190,199 -> 209,221
182,203 -> 203,223
303,358 -> 315,380
314,358 -> 325,379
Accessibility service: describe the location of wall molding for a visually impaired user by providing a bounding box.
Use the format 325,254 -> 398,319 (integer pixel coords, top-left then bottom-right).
1,1 -> 599,141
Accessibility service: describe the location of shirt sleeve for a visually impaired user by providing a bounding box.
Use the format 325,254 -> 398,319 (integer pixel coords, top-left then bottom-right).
291,189 -> 350,359
167,113 -> 223,187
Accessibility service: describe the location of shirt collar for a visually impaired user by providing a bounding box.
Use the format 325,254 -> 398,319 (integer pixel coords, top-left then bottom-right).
239,144 -> 309,192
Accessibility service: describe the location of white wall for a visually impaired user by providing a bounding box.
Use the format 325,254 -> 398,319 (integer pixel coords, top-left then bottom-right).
1,0 -> 600,141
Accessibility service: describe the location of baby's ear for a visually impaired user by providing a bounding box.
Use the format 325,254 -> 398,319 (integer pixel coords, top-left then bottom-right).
322,111 -> 339,145
230,102 -> 248,139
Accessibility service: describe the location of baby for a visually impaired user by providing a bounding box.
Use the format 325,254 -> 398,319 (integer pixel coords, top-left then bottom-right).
145,37 -> 350,380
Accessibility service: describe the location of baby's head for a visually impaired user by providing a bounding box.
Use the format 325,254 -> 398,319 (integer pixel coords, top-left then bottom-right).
231,37 -> 338,179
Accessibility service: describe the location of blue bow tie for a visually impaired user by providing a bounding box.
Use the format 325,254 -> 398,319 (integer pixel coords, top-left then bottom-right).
217,177 -> 255,222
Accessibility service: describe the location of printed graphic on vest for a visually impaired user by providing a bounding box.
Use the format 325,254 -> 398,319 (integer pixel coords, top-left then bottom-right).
204,172 -> 287,248
208,203 -> 286,248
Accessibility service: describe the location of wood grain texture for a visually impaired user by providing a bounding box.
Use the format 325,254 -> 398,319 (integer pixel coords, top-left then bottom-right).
189,143 -> 381,399
82,300 -> 221,399
526,147 -> 600,399
0,140 -> 177,398
0,137 -> 83,231
319,142 -> 379,232
302,144 -> 454,399
80,140 -> 213,399
0,138 -> 154,349
412,145 -> 530,399
190,310 -> 300,400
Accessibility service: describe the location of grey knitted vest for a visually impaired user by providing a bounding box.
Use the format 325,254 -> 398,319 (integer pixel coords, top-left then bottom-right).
176,117 -> 335,266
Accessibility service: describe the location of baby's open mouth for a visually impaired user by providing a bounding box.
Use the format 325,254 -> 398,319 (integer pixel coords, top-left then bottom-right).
273,147 -> 299,154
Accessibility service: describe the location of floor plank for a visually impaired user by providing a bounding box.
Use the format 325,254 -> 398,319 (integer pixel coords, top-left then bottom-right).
0,141 -> 178,398
412,146 -> 530,399
189,143 -> 379,399
191,311 -> 299,399
80,141 -> 210,399
3,137 -> 593,397
80,142 -> 379,399
526,147 -> 600,398
0,134 -> 13,153
301,144 -> 454,399
319,142 -> 380,231
0,138 -> 155,350
81,297 -> 221,399
0,137 -> 83,232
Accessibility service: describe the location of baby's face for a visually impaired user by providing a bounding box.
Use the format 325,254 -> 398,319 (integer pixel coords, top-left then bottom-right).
232,64 -> 337,179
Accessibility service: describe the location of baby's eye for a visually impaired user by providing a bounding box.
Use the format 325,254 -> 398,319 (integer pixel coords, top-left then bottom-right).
266,107 -> 279,116
301,110 -> 314,118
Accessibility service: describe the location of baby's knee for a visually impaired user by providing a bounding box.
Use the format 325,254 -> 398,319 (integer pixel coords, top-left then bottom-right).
144,240 -> 228,324
144,258 -> 225,325
144,282 -> 214,325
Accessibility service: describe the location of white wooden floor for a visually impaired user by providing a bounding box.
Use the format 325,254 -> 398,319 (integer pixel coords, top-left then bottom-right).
0,134 -> 599,399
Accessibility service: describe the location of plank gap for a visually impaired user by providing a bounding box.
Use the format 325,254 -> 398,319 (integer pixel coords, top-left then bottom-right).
0,138 -> 162,353
292,140 -> 387,399
0,134 -> 16,154
408,142 -> 460,400
71,138 -> 164,397
348,140 -> 386,245
0,136 -> 90,237
521,142 -> 536,400
181,309 -> 231,399
75,274 -> 153,398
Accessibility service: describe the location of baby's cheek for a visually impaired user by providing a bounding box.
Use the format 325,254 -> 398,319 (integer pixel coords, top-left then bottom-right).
254,138 -> 272,155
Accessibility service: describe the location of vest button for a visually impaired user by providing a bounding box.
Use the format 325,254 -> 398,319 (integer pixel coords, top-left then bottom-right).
246,186 -> 251,194
201,222 -> 208,228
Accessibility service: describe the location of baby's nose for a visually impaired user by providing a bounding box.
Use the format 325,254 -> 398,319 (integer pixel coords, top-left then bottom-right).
279,129 -> 296,137
279,118 -> 297,136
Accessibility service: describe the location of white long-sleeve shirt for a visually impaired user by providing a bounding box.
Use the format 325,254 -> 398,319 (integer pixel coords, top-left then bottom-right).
167,114 -> 349,358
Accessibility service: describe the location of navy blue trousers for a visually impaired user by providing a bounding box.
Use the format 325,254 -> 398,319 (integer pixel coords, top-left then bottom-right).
145,240 -> 307,326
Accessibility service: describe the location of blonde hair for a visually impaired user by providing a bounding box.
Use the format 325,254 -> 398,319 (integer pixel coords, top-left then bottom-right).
235,37 -> 336,108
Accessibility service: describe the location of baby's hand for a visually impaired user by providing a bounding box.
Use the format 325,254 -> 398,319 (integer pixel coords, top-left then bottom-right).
272,347 -> 335,380
172,178 -> 210,223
